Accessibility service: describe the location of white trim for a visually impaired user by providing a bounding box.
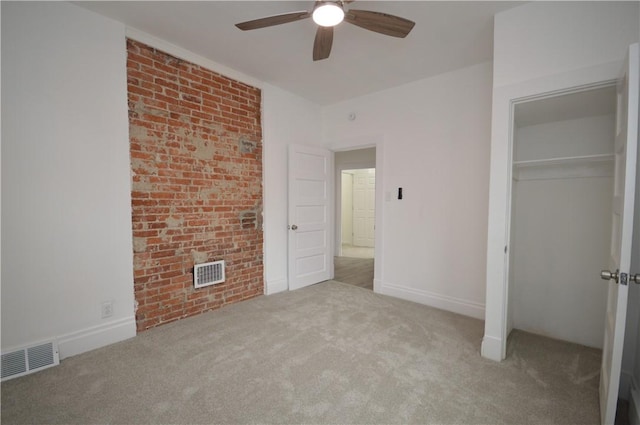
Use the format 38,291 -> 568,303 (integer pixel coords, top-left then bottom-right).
373,140 -> 384,295
325,136 -> 384,295
513,154 -> 614,181
265,277 -> 288,295
483,60 -> 623,362
57,316 -> 136,360
373,278 -> 383,294
125,27 -> 262,90
481,335 -> 503,362
380,282 -> 485,320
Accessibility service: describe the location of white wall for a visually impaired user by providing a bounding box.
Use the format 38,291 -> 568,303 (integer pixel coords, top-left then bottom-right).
262,84 -> 323,295
511,115 -> 614,348
335,148 -> 376,168
493,2 -> 640,89
483,1 -> 639,361
514,115 -> 616,161
511,177 -> 612,347
1,2 -> 136,358
0,2 -> 327,359
323,62 -> 493,319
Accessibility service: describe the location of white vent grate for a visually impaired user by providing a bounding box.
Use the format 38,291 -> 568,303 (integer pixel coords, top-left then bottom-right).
1,351 -> 26,379
194,260 -> 225,289
2,341 -> 59,381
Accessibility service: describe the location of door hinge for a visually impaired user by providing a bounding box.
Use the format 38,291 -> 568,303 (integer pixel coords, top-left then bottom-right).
620,272 -> 628,286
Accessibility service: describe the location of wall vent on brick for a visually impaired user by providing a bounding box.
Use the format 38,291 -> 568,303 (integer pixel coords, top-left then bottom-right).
194,260 -> 225,289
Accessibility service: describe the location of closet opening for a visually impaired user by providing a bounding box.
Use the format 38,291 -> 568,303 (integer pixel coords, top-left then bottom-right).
507,84 -> 617,349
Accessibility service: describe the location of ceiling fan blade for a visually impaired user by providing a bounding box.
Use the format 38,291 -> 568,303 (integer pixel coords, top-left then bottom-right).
236,11 -> 311,31
313,26 -> 334,61
344,9 -> 415,38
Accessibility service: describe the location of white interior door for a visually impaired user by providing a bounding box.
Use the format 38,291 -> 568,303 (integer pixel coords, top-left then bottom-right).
288,144 -> 333,290
341,172 -> 354,246
352,169 -> 375,247
599,43 -> 639,425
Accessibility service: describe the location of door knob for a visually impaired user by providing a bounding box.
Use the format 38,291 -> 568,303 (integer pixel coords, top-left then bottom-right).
631,274 -> 639,284
291,224 -> 298,230
600,269 -> 619,283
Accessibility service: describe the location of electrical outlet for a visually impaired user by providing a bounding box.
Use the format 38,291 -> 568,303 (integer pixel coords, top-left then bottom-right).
101,301 -> 114,319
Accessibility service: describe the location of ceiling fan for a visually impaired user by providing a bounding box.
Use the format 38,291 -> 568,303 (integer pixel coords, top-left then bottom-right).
235,1 -> 415,61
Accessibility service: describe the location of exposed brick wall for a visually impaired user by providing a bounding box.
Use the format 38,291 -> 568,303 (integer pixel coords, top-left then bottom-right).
126,39 -> 263,331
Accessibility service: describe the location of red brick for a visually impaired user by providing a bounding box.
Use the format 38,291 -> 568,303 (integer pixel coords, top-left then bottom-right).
127,39 -> 263,332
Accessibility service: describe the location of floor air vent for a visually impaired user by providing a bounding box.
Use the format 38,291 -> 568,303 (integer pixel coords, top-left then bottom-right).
194,260 -> 225,289
2,341 -> 59,381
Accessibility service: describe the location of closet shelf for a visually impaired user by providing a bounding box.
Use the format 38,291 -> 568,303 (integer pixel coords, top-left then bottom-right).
513,154 -> 614,181
513,154 -> 614,168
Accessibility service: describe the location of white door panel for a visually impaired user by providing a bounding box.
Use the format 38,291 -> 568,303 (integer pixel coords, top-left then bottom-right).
288,145 -> 333,290
599,43 -> 638,425
353,169 -> 375,247
341,172 -> 354,246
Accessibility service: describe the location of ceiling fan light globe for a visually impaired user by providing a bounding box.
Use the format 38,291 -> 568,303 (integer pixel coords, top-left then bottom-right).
312,3 -> 344,27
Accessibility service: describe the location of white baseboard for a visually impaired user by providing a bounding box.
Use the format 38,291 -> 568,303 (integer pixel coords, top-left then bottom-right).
373,278 -> 383,293
481,335 -> 504,362
57,316 -> 136,360
380,282 -> 485,320
631,378 -> 640,425
265,277 -> 288,295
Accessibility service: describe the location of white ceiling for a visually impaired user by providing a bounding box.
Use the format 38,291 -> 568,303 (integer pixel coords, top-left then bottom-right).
76,1 -> 521,105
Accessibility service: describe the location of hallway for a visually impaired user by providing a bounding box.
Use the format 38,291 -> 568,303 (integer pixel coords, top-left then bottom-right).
334,244 -> 374,290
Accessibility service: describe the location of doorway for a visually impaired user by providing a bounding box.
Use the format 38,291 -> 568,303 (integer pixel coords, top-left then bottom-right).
341,169 -> 375,258
334,148 -> 376,290
507,84 -> 617,348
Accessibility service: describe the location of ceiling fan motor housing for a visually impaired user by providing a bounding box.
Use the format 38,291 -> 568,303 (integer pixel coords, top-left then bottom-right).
312,1 -> 345,27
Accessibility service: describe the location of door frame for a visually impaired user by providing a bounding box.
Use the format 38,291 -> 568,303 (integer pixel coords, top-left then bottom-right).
482,61 -> 624,362
506,82 -> 618,348
505,80 -> 618,339
333,143 -> 384,293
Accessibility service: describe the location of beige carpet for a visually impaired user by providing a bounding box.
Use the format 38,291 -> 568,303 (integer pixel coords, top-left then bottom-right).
1,281 -> 601,424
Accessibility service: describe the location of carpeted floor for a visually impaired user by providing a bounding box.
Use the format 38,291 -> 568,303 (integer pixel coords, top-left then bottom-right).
1,281 -> 601,424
